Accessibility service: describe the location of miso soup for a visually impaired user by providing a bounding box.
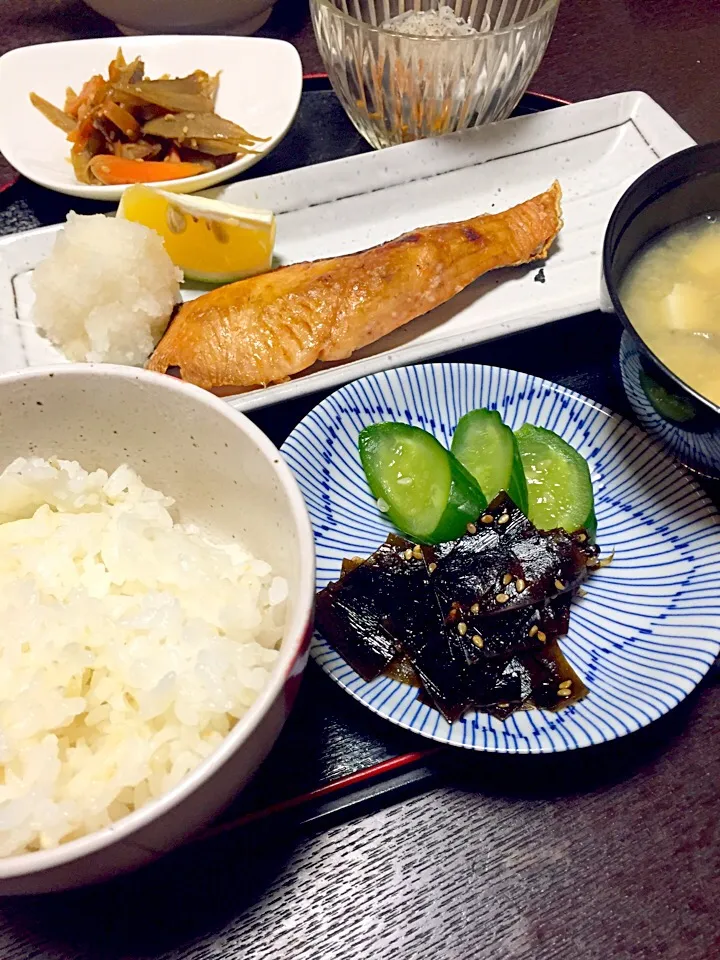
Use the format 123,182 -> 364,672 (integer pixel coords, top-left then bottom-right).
619,214 -> 720,407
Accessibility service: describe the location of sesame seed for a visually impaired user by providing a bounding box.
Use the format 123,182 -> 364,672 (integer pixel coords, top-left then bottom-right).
404,549 -> 413,560
515,578 -> 526,593
554,578 -> 565,591
495,592 -> 509,604
412,544 -> 423,559
528,624 -> 539,637
537,631 -> 547,643
480,514 -> 494,525
472,634 -> 484,648
466,522 -> 477,535
502,573 -> 512,586
558,680 -> 572,689
557,688 -> 572,698
498,513 -> 510,525
577,533 -> 587,543
428,562 -> 437,574
470,603 -> 480,615
498,702 -> 510,709
457,622 -> 468,636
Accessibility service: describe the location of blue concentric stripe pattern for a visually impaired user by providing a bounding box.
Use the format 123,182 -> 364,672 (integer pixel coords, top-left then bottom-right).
281,363 -> 720,754
619,331 -> 720,475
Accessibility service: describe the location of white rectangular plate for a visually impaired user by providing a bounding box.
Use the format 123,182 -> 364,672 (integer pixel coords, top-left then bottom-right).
0,91 -> 694,412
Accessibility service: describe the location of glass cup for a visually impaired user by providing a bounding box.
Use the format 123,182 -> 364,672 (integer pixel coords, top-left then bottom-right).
311,0 -> 561,149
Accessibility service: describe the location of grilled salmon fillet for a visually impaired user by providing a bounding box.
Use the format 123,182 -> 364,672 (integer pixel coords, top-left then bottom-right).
148,181 -> 562,391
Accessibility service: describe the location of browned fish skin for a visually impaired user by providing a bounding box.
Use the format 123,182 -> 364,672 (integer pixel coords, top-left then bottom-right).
148,182 -> 562,391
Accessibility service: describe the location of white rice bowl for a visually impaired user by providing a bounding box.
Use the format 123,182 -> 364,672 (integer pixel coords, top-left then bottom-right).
31,213 -> 182,365
0,456 -> 287,857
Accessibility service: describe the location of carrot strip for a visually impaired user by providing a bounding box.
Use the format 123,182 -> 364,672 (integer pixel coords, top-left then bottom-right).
67,75 -> 106,121
68,115 -> 96,149
88,155 -> 210,185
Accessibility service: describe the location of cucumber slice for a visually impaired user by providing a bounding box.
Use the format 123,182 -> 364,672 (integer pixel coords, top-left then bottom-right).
358,423 -> 487,544
451,408 -> 529,514
515,423 -> 596,537
639,370 -> 696,423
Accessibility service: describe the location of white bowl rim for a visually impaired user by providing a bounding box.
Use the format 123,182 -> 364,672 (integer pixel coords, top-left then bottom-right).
0,35 -> 303,201
0,363 -> 316,880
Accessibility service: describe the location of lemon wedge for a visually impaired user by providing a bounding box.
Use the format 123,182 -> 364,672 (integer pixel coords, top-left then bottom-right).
117,184 -> 276,284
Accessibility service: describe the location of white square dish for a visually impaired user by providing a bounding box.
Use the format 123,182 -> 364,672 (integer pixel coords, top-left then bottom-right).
0,35 -> 302,200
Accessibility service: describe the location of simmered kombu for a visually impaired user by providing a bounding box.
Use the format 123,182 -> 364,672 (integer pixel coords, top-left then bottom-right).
431,493 -> 598,617
315,535 -> 431,681
399,596 -> 583,722
315,492 -> 598,722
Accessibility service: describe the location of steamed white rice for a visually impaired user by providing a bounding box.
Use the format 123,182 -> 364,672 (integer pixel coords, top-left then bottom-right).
0,458 -> 287,856
31,213 -> 182,366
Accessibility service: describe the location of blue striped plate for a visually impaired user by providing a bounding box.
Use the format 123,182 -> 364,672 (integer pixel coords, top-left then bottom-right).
281,364 -> 720,753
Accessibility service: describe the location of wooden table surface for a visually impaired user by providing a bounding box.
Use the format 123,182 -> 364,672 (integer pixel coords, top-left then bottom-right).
0,2 -> 719,958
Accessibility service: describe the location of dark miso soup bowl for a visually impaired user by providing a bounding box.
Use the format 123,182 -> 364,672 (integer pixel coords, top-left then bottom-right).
603,141 -> 720,479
